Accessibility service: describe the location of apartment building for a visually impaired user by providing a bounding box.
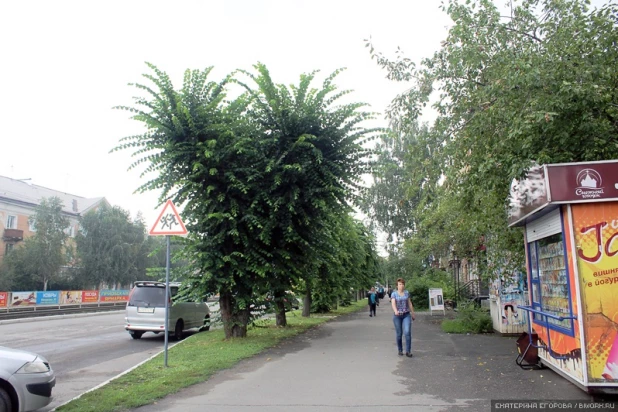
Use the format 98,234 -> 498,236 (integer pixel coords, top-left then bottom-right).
0,175 -> 109,263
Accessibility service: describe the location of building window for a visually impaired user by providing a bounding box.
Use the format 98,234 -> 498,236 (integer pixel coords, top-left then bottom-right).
28,218 -> 36,232
6,215 -> 17,229
5,243 -> 14,255
64,225 -> 75,237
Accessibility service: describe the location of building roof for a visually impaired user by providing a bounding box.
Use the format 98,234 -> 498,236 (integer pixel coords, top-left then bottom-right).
0,175 -> 109,216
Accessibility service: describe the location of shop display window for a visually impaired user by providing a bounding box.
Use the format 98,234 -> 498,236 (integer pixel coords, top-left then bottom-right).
528,233 -> 574,336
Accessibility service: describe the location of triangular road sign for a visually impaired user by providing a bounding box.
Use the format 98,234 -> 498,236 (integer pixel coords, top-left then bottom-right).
149,200 -> 188,236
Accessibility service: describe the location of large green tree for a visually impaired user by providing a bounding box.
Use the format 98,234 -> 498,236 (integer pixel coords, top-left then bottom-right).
368,0 -> 618,274
113,63 -> 378,336
0,241 -> 38,291
361,121 -> 442,247
304,213 -> 379,314
75,205 -> 148,289
114,64 -> 267,338
232,64 -> 379,326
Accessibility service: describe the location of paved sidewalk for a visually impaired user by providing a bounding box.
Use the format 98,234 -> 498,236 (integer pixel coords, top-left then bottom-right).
132,298 -> 604,412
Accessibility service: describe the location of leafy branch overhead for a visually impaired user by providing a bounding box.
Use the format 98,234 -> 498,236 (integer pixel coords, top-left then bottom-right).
365,0 -> 617,274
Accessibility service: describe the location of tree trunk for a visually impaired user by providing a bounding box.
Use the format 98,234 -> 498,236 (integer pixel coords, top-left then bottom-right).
302,287 -> 311,317
219,291 -> 249,338
274,290 -> 287,327
275,301 -> 287,327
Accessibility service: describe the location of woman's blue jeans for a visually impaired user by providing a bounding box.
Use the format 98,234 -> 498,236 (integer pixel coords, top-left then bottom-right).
393,312 -> 412,353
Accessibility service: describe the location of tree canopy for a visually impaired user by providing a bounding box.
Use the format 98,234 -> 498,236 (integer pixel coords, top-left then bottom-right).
75,205 -> 149,289
113,63 -> 380,337
367,0 -> 618,277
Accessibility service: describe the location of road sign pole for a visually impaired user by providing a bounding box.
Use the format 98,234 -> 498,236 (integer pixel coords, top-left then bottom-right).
164,234 -> 170,367
148,199 -> 187,368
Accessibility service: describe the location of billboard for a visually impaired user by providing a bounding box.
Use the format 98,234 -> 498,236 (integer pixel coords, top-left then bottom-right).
10,291 -> 36,307
429,288 -> 445,313
36,291 -> 60,305
572,202 -> 618,382
0,292 -> 7,307
547,161 -> 618,202
81,290 -> 99,303
100,289 -> 130,302
60,290 -> 83,304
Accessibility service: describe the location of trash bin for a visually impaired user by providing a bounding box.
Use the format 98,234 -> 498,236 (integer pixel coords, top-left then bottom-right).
516,332 -> 541,370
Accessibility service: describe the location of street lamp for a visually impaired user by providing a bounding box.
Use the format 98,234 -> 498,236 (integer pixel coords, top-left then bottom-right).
449,253 -> 461,307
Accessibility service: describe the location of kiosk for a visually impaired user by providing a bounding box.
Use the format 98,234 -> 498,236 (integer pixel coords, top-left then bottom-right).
508,160 -> 618,394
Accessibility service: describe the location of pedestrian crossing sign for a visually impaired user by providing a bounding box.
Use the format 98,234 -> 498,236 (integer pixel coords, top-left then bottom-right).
149,200 -> 188,236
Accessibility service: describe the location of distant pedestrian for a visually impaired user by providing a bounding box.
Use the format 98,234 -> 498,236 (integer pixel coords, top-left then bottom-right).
376,284 -> 382,306
391,278 -> 415,357
367,287 -> 378,317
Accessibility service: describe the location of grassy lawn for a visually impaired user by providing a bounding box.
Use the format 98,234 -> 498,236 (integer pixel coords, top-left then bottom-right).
56,301 -> 365,412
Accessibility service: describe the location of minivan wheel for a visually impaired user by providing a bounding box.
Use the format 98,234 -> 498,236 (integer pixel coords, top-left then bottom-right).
200,314 -> 210,332
130,331 -> 143,340
174,320 -> 184,340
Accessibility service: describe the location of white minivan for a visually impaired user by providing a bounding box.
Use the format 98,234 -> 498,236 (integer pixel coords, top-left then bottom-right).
125,281 -> 210,340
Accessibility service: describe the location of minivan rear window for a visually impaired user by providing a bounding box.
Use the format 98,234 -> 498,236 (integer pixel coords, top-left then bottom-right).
128,286 -> 174,307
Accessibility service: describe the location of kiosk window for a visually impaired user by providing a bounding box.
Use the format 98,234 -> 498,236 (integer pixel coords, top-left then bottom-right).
528,233 -> 574,335
528,242 -> 543,322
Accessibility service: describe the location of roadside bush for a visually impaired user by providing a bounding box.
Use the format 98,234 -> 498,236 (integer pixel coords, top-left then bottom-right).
408,270 -> 453,310
441,302 -> 493,334
310,288 -> 334,313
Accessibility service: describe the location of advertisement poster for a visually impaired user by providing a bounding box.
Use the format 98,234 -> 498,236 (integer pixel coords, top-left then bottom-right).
0,292 -> 7,308
36,291 -> 60,305
100,289 -> 130,302
429,288 -> 445,314
10,291 -> 36,307
60,290 -> 83,304
572,202 -> 618,382
82,290 -> 99,303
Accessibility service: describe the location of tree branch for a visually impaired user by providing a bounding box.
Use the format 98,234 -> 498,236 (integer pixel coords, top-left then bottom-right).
502,26 -> 543,43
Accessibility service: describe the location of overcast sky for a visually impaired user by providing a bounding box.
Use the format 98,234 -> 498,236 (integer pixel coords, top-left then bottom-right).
0,0 -> 452,231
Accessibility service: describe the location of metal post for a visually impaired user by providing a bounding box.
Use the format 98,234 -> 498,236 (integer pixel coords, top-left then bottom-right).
452,260 -> 457,303
450,255 -> 461,307
455,259 -> 461,301
164,235 -> 170,367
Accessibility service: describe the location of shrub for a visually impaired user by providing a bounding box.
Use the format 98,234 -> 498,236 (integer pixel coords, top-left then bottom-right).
441,302 -> 493,334
407,270 -> 453,310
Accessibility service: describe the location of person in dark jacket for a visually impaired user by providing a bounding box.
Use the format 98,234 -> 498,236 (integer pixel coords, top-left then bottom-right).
367,287 -> 378,317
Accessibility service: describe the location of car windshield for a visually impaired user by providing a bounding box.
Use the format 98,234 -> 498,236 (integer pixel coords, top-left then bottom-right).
128,286 -> 167,307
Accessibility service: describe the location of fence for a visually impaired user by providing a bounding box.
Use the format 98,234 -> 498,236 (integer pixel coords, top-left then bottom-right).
0,289 -> 130,310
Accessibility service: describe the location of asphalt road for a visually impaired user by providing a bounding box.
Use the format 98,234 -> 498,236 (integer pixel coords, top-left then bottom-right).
0,312 -> 176,411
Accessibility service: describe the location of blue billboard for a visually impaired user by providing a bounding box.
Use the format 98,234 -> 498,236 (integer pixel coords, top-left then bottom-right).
36,291 -> 60,305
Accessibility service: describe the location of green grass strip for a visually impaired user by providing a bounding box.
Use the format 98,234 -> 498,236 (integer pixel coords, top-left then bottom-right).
56,301 -> 365,412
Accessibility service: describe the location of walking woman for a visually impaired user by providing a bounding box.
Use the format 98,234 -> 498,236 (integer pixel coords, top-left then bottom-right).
391,278 -> 415,357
